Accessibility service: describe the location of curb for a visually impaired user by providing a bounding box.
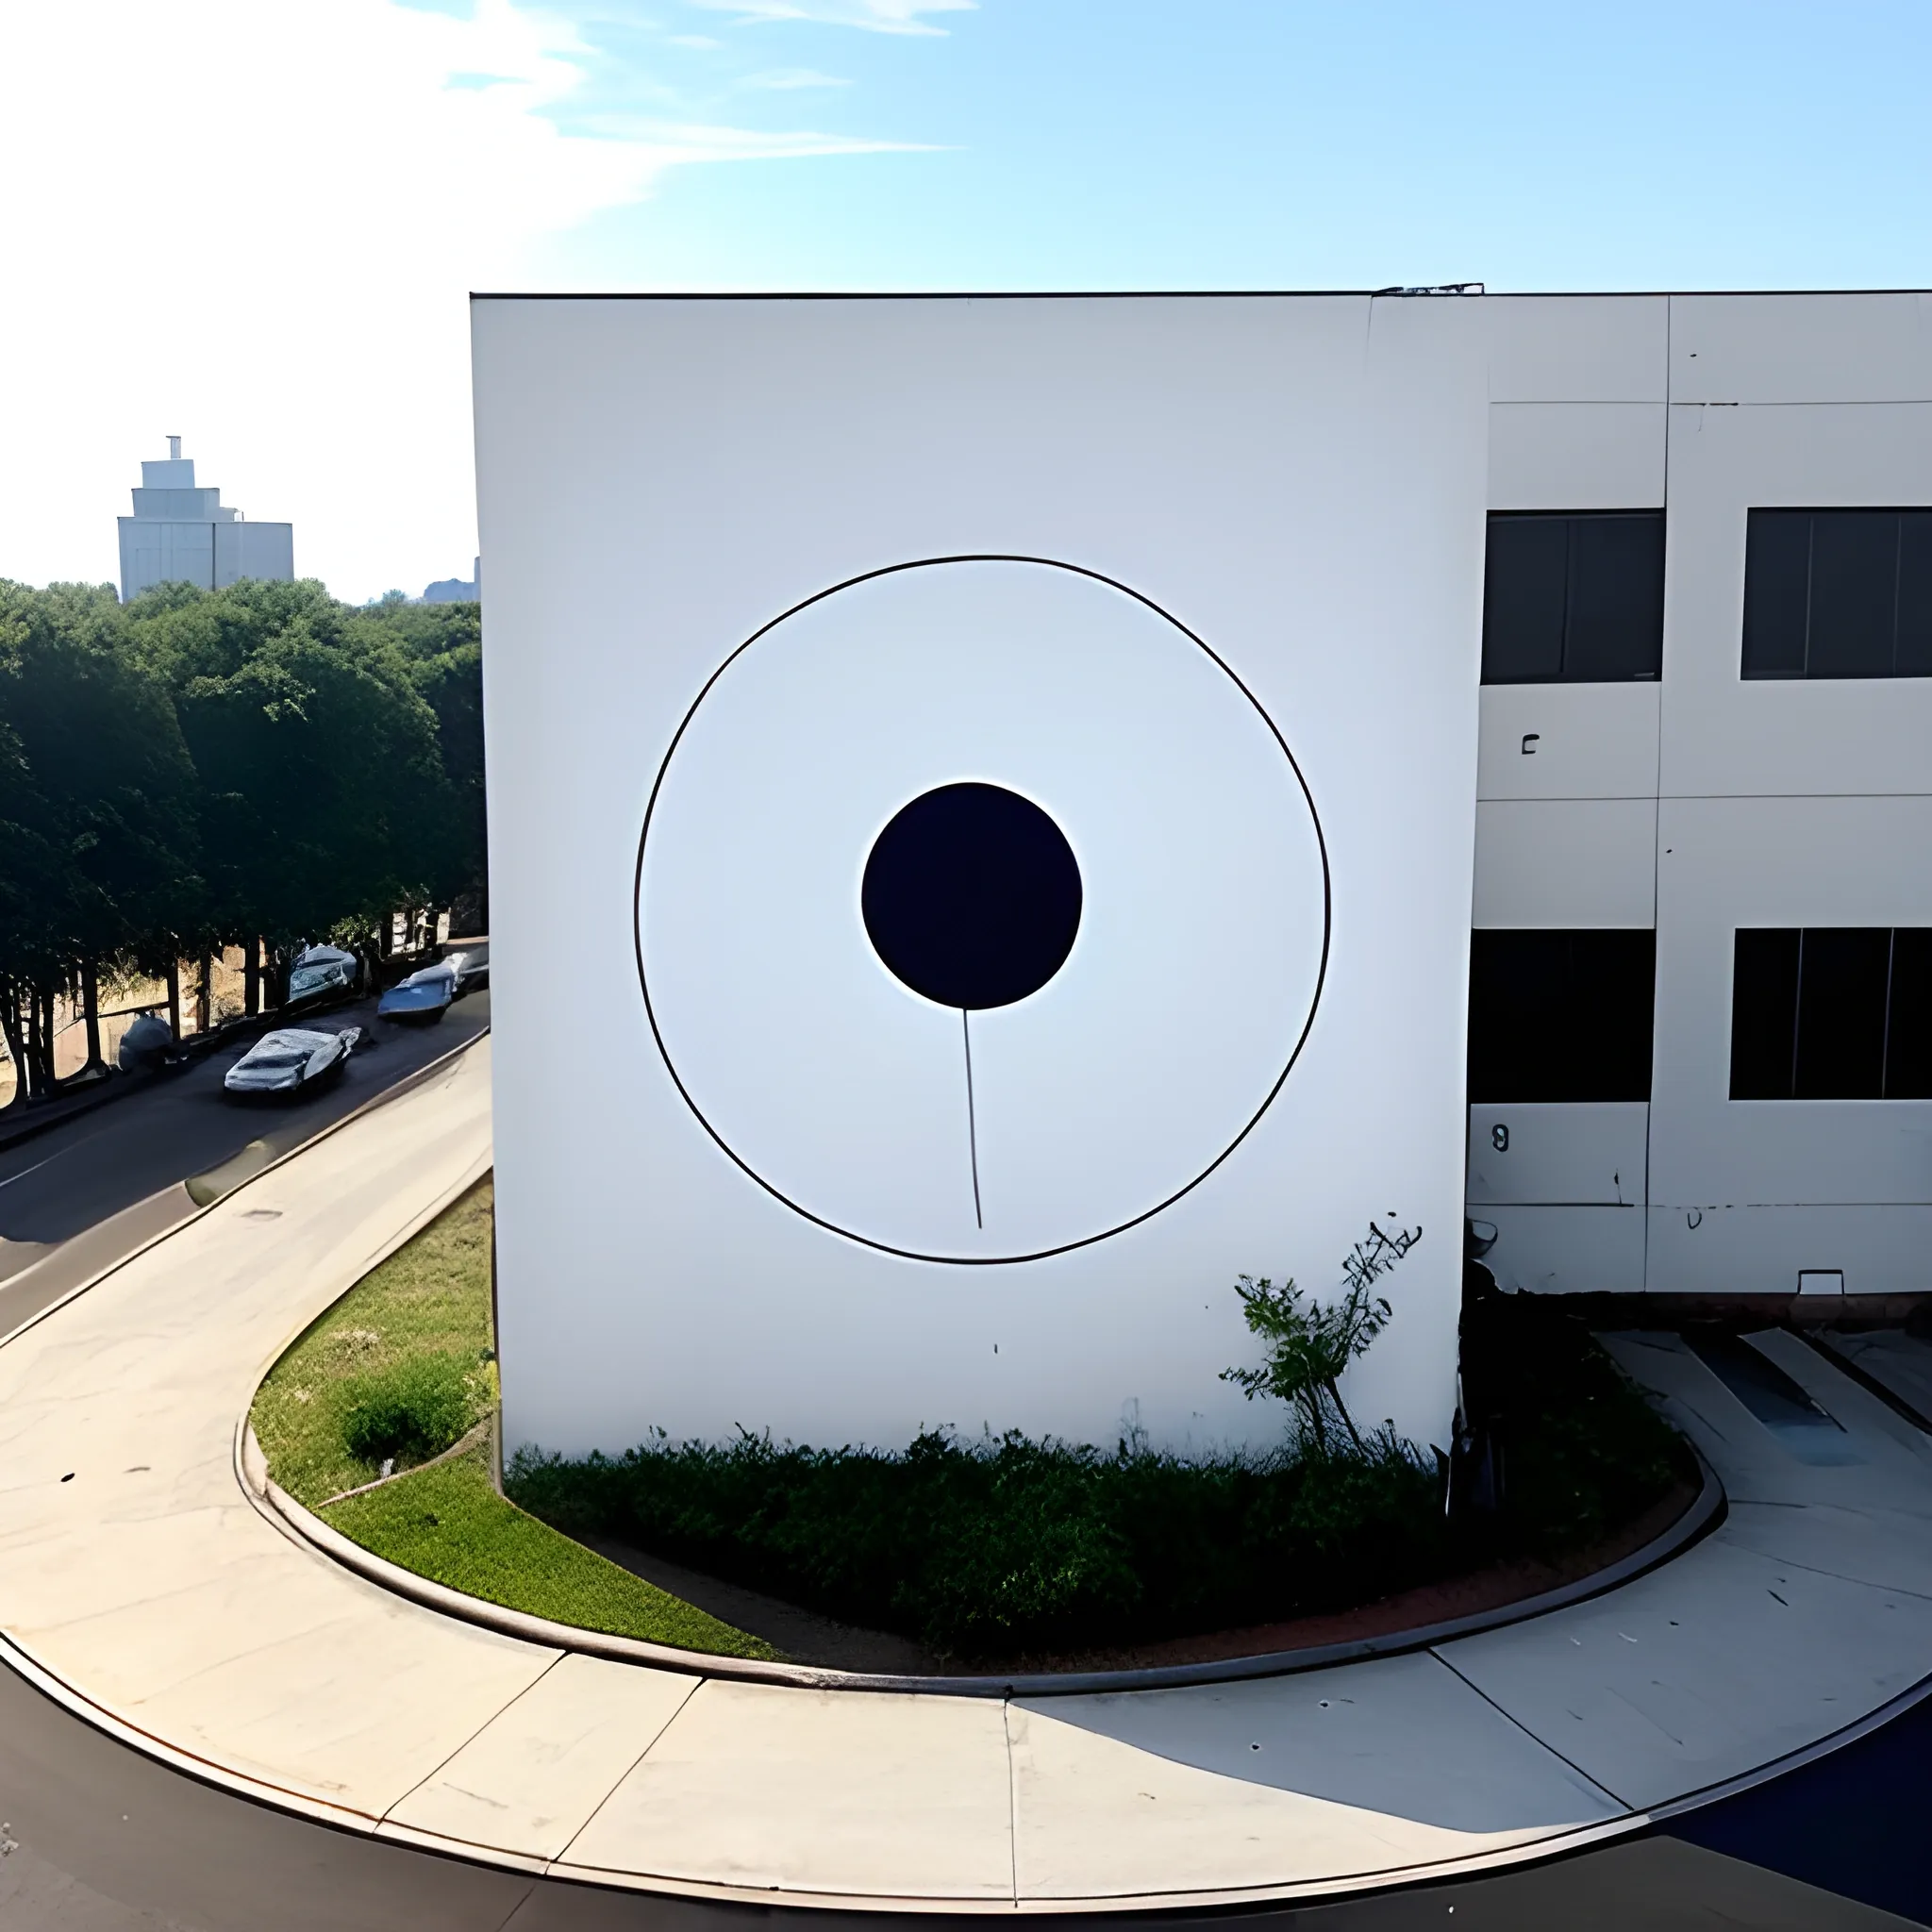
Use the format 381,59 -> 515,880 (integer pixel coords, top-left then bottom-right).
10,1053 -> 1932,1916
0,1029 -> 489,1361
254,1430 -> 1725,1698
0,1073 -> 139,1154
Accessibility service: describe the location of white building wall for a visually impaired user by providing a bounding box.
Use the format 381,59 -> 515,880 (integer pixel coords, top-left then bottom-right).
1471,291 -> 1932,1297
1488,403 -> 1667,511
1475,681 -> 1660,800
118,518 -> 215,596
1472,800 -> 1657,930
116,448 -> 293,600
1659,399 -> 1932,802
214,519 -> 294,588
479,292 -> 1489,1460
1646,794 -> 1932,1295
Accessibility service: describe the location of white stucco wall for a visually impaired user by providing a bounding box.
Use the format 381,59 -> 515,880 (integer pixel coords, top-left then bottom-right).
476,293 -> 1488,1459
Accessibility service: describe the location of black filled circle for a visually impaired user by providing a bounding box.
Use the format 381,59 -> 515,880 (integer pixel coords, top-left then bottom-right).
862,783 -> 1082,1010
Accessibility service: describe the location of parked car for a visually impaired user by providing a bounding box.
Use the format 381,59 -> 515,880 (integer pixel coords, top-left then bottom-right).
117,1011 -> 176,1073
285,943 -> 360,1006
223,1026 -> 362,1098
377,961 -> 457,1024
442,941 -> 489,998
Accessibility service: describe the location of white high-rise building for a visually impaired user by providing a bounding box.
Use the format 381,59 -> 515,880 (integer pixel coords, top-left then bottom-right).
117,436 -> 293,602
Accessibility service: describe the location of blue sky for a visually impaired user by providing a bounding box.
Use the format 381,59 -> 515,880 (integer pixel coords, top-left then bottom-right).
3,0 -> 1929,599
520,0 -> 1932,293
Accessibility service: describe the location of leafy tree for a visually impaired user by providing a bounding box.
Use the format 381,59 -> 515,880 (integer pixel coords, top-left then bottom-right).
132,580 -> 455,956
1220,1223 -> 1423,1453
1221,1274 -> 1392,1451
0,575 -> 486,1101
357,599 -> 486,917
0,581 -> 200,1094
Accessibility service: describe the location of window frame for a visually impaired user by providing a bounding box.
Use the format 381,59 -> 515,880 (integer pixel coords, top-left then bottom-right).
1729,924 -> 1932,1100
1740,507 -> 1932,681
1481,508 -> 1666,687
1467,927 -> 1657,1105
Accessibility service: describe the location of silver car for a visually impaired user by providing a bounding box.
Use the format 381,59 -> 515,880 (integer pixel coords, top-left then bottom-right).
223,1026 -> 361,1098
444,942 -> 489,997
286,943 -> 360,1006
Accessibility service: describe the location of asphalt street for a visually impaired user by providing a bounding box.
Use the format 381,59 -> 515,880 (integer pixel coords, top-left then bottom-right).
0,1646 -> 1924,1930
0,991 -> 1928,1929
0,990 -> 491,1247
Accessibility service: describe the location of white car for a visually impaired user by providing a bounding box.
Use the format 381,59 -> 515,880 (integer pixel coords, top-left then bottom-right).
223,1026 -> 361,1098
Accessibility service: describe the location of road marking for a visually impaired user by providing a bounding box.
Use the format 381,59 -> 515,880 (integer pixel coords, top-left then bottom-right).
0,1150 -> 64,1192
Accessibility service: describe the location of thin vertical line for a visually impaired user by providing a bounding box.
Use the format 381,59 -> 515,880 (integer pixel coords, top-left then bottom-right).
1002,1699 -> 1020,1905
961,1008 -> 983,1229
1649,308 -> 1670,1295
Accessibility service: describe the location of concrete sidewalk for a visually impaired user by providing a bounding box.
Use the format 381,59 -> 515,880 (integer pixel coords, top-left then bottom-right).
0,1038 -> 1928,1912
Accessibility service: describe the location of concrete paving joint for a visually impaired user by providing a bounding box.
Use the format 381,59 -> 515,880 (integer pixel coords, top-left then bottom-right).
6,1040 -> 1932,1912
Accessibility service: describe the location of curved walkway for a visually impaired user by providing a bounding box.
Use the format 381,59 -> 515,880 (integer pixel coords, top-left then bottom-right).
1,1038 -> 1930,1912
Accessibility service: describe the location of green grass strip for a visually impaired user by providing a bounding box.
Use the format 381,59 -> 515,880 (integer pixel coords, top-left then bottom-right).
253,1178 -> 498,1507
325,1447 -> 781,1660
252,1174 -> 777,1659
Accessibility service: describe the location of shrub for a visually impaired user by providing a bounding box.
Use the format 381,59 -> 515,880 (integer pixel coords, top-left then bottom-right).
1220,1220 -> 1418,1449
341,1354 -> 477,1468
505,1291 -> 1690,1663
508,1424 -> 1446,1660
1458,1284 -> 1688,1557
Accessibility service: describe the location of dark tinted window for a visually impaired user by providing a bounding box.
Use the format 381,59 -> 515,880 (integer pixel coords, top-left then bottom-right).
1898,513 -> 1932,676
1468,929 -> 1656,1103
1885,929 -> 1932,1099
1741,509 -> 1932,679
1808,517 -> 1898,678
1793,928 -> 1890,1096
1729,929 -> 1800,1098
1482,512 -> 1664,684
1481,517 -> 1567,680
1731,926 -> 1932,1099
1566,514 -> 1668,679
1740,511 -> 1810,677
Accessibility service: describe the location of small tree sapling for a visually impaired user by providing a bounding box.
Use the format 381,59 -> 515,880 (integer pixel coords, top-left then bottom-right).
1221,1221 -> 1419,1451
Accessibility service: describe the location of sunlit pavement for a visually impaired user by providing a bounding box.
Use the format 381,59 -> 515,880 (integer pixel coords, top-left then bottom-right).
0,1026 -> 1927,1929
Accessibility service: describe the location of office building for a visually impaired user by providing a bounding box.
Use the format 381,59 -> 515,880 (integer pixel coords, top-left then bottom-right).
474,289 -> 1932,1471
1467,292 -> 1932,1301
117,436 -> 292,601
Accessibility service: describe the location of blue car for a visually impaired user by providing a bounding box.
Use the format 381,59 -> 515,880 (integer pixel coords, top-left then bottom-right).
377,961 -> 457,1024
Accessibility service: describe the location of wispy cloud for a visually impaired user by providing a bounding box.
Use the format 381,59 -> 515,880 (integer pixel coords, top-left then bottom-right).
565,115 -> 931,165
742,67 -> 852,89
687,0 -> 974,36
0,0 -> 946,601
669,33 -> 724,49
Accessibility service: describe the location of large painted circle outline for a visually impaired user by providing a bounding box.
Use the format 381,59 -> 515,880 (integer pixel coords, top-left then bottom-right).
632,555 -> 1332,1266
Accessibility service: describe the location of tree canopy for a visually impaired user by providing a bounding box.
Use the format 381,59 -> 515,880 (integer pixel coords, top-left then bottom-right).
0,576 -> 486,1097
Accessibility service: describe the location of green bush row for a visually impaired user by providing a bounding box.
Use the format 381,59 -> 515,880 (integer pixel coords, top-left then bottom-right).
509,1425 -> 1445,1660
505,1299 -> 1687,1663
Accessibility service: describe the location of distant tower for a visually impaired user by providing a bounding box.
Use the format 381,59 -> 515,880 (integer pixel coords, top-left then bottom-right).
422,555 -> 481,605
117,439 -> 293,602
